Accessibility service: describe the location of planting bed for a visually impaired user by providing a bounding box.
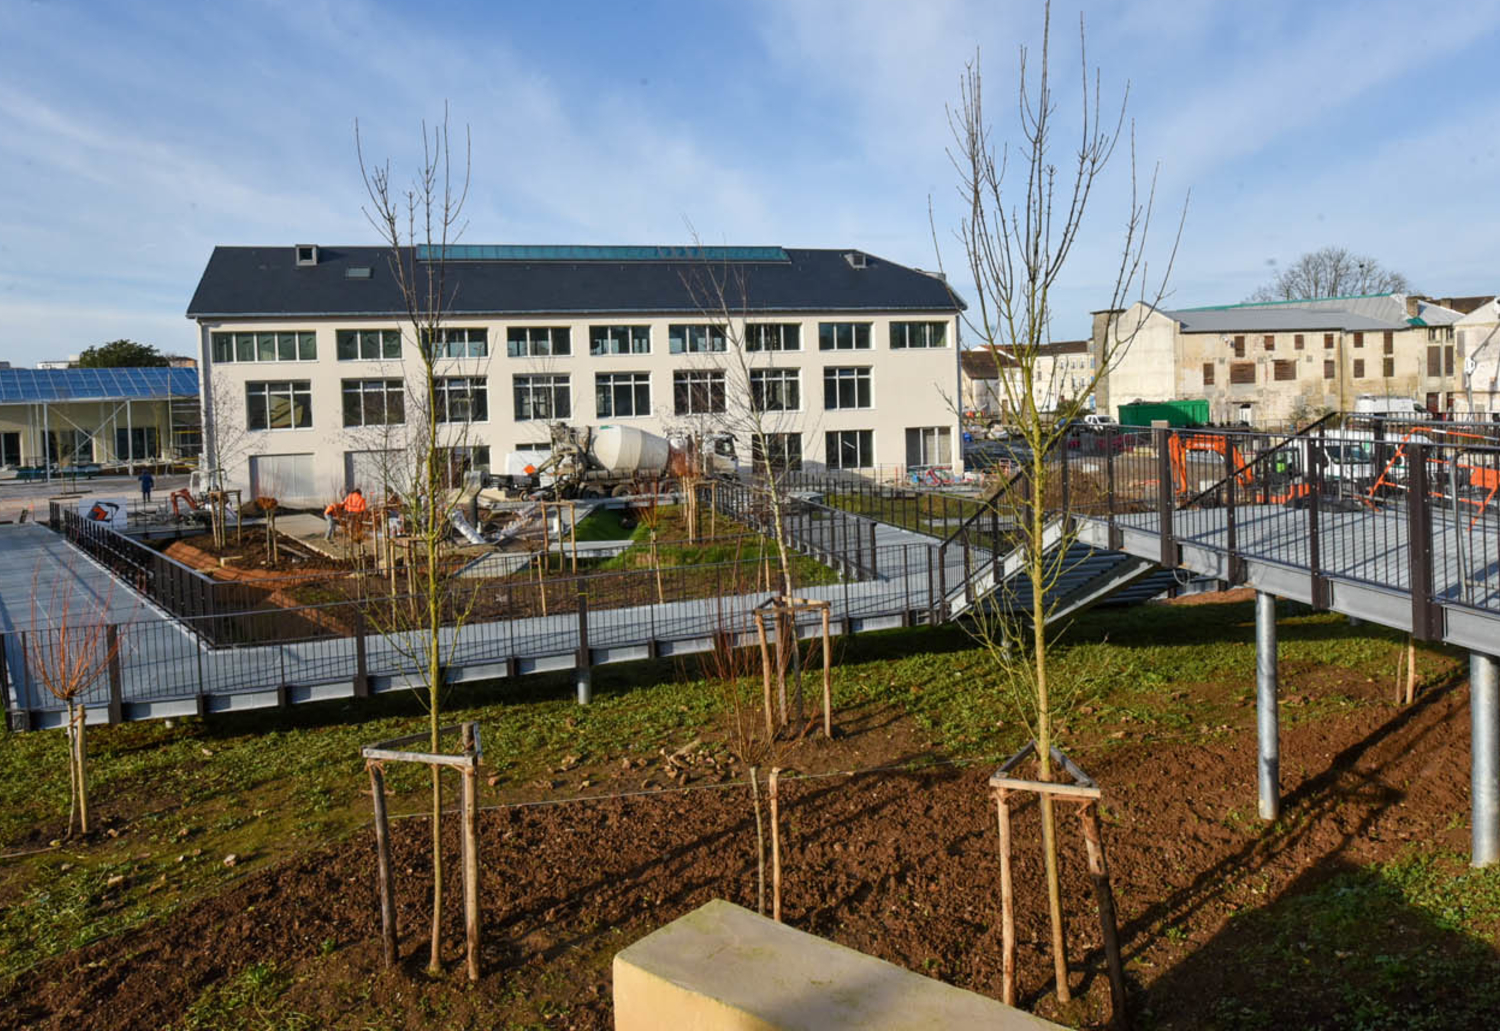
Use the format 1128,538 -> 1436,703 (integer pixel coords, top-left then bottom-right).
2,639 -> 1496,1030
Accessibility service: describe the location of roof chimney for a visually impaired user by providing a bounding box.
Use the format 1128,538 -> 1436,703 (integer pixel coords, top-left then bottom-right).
295,244 -> 319,267
1404,294 -> 1422,318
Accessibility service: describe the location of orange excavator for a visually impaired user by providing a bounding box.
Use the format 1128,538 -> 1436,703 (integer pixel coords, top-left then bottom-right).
1364,426 -> 1500,528
1168,432 -> 1313,506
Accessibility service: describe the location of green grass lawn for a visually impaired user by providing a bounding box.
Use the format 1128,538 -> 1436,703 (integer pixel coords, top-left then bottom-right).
0,595 -> 1476,1025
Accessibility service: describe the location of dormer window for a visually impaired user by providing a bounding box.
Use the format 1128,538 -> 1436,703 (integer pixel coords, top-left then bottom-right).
295,244 -> 318,267
844,251 -> 868,270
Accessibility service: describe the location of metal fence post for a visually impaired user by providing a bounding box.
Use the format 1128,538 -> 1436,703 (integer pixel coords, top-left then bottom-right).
353,605 -> 370,698
575,589 -> 592,704
1156,428 -> 1176,569
106,624 -> 123,724
1406,443 -> 1439,640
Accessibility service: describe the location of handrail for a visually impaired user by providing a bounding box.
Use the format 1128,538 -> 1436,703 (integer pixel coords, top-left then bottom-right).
1179,411 -> 1341,510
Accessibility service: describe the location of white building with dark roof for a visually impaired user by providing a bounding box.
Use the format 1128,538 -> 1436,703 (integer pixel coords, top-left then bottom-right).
1091,293 -> 1465,426
186,244 -> 965,505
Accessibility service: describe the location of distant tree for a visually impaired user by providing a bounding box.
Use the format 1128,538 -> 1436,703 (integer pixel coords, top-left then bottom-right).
1248,247 -> 1413,302
77,340 -> 170,367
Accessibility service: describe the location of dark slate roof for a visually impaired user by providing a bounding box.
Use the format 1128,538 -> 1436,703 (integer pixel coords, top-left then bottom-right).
0,367 -> 198,403
186,246 -> 963,319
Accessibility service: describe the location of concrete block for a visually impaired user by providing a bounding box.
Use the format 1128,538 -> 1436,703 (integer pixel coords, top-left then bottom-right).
614,899 -> 1063,1030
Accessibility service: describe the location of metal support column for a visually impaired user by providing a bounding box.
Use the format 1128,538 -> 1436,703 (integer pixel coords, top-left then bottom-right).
1473,651 -> 1499,867
1256,590 -> 1280,821
575,591 -> 592,705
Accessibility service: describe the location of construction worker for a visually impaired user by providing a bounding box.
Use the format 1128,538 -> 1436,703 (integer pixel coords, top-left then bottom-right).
138,469 -> 154,503
323,498 -> 343,541
342,488 -> 368,538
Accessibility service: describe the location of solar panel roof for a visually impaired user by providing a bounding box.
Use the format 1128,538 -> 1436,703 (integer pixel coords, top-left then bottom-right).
0,367 -> 198,403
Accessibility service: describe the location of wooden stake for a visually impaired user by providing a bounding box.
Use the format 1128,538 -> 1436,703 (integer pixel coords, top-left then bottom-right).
1405,636 -> 1418,706
769,767 -> 783,922
820,604 -> 833,739
369,762 -> 398,969
995,787 -> 1017,1006
755,612 -> 775,740
461,723 -> 481,983
775,611 -> 789,726
1079,802 -> 1129,1030
540,501 -> 550,575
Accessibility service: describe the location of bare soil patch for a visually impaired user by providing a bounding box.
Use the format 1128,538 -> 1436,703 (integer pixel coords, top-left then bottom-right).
1,665 -> 1486,1029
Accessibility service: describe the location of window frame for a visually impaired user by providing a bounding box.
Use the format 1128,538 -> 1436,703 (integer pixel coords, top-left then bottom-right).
506,326 -> 571,358
889,321 -> 948,349
588,325 -> 651,356
673,369 -> 727,416
667,324 -> 727,354
212,331 -> 317,364
825,429 -> 874,469
336,329 -> 403,362
745,323 -> 802,352
818,322 -> 873,351
595,372 -> 652,418
512,373 -> 571,422
245,380 -> 314,432
749,368 -> 801,412
823,366 -> 873,410
341,378 -> 406,428
433,376 -> 489,423
751,432 -> 802,472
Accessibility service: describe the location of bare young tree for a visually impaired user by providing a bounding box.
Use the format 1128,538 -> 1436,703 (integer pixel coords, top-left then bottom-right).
356,106 -> 476,976
26,566 -> 125,838
938,6 -> 1182,1003
199,373 -> 255,548
1248,246 -> 1413,302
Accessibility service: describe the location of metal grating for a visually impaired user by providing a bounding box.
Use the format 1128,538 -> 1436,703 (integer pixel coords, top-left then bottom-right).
414,244 -> 791,263
0,367 -> 198,403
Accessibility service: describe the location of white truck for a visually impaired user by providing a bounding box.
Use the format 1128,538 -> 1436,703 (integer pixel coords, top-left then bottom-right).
494,423 -> 737,499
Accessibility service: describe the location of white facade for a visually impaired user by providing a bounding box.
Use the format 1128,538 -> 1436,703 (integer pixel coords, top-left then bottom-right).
1456,299 -> 1500,416
194,311 -> 963,506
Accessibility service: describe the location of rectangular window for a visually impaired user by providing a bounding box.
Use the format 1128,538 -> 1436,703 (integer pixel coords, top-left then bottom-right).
745,323 -> 801,352
1426,392 -> 1439,412
1353,332 -> 1365,349
751,432 -> 802,472
1445,346 -> 1455,376
1263,334 -> 1275,352
513,374 -> 571,422
825,429 -> 874,469
1352,359 -> 1366,378
1383,357 -> 1395,377
212,331 -> 316,363
1202,362 -> 1215,386
421,327 -> 487,358
818,322 -> 873,351
1273,360 -> 1296,382
341,379 -> 405,428
1229,362 -> 1255,385
749,368 -> 801,412
0,432 -> 19,467
823,366 -> 873,409
246,380 -> 313,431
1232,335 -> 1246,358
1428,345 -> 1441,375
1294,334 -> 1305,351
668,324 -> 726,354
1383,331 -> 1394,354
1324,333 -> 1335,350
589,325 -> 651,356
595,372 -> 651,417
673,369 -> 726,415
905,426 -> 952,467
336,329 -> 402,361
506,326 -> 571,358
889,322 -> 948,349
114,427 -> 159,462
1324,360 -> 1336,380
433,377 -> 488,423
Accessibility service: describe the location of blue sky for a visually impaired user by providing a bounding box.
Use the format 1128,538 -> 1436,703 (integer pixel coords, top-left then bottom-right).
3,0 -> 1500,365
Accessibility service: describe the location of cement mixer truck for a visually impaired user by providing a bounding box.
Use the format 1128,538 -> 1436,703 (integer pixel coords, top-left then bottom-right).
493,422 -> 737,499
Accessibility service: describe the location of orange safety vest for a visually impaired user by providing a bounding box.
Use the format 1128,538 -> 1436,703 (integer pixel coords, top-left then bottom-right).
325,501 -> 343,517
343,492 -> 367,514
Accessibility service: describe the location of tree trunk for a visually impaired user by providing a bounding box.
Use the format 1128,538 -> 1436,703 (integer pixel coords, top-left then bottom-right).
748,767 -> 766,916
64,700 -> 78,839
75,703 -> 89,836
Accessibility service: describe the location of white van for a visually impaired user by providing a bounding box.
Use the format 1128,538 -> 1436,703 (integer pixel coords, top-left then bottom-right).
1354,394 -> 1428,418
